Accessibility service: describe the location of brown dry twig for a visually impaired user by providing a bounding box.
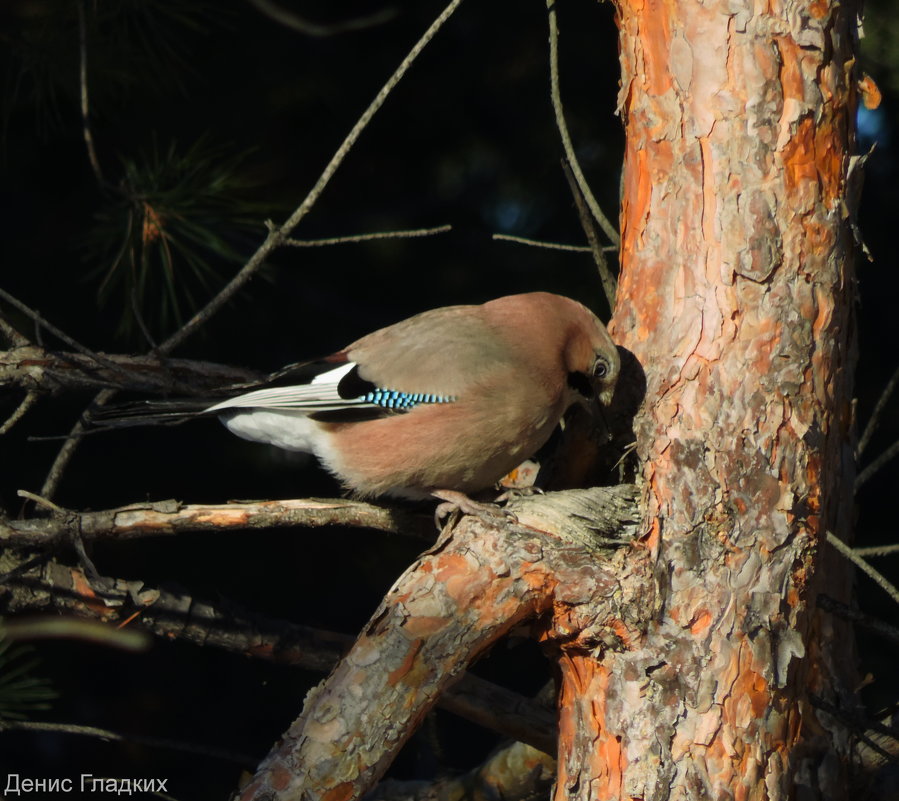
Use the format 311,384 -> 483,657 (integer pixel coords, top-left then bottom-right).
857,363 -> 899,457
0,345 -> 260,397
282,224 -> 452,247
562,160 -> 618,307
492,233 -> 617,253
1,495 -> 432,547
826,531 -> 899,606
545,0 -> 619,248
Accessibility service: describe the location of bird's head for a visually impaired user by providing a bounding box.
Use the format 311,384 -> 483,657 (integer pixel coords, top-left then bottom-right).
587,342 -> 620,407
557,297 -> 620,408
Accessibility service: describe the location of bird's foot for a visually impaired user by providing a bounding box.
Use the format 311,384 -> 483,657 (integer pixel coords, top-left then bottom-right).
494,485 -> 545,504
432,489 -> 517,530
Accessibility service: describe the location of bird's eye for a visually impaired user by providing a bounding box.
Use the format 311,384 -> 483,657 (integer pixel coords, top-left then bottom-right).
592,359 -> 609,379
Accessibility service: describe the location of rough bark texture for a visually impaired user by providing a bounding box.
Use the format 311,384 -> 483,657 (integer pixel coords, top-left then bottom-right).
1,497 -> 429,546
565,0 -> 860,797
0,346 -> 259,394
238,487 -> 646,801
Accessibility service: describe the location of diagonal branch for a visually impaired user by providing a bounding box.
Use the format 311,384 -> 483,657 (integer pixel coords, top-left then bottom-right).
239,487 -> 644,801
0,391 -> 39,435
0,287 -> 131,382
0,345 -> 259,397
856,438 -> 899,492
0,311 -> 30,348
493,232 -> 617,253
857,363 -> 899,458
562,160 -> 618,307
77,1 -> 107,188
546,0 -> 619,248
826,531 -> 899,606
158,0 -> 464,356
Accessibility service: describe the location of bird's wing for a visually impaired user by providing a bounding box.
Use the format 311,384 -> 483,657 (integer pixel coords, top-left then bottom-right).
204,354 -> 459,420
209,305 -> 512,414
345,304 -> 517,399
204,361 -> 365,413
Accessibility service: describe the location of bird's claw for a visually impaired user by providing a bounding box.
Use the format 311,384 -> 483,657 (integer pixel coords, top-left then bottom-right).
494,486 -> 544,504
432,489 -> 518,530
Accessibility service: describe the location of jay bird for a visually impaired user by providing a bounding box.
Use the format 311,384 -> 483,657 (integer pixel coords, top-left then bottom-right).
95,292 -> 620,508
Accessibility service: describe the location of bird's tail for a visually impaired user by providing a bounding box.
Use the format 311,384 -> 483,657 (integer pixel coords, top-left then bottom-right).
88,398 -> 216,429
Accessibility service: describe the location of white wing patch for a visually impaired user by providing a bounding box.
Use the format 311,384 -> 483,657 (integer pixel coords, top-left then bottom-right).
205,362 -> 364,413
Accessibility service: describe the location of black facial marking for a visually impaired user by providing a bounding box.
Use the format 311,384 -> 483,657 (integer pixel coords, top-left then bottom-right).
567,371 -> 594,398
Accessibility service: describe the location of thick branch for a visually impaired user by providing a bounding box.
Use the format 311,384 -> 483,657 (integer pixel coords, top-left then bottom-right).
0,345 -> 260,397
239,487 -> 646,801
1,497 -> 431,546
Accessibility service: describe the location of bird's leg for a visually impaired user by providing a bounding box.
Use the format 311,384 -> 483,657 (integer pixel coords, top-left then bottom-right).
431,489 -> 517,530
494,485 -> 544,503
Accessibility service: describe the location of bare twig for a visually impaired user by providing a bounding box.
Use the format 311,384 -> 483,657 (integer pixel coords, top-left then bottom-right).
856,438 -> 899,491
282,224 -> 452,247
853,543 -> 899,558
808,693 -> 896,762
0,719 -> 258,768
0,312 -> 29,347
562,160 -> 618,307
158,0 -> 464,356
247,0 -> 396,37
436,671 -> 556,755
2,496 -> 432,546
817,594 -> 899,647
40,387 -> 115,500
17,489 -> 67,514
492,233 -> 616,253
0,287 -> 130,381
0,391 -> 39,435
77,1 -> 106,187
0,345 -> 259,396
1,346 -> 255,501
826,531 -> 899,606
0,552 -> 52,586
16,490 -> 102,579
858,363 -> 899,457
131,286 -> 160,353
545,0 -> 619,247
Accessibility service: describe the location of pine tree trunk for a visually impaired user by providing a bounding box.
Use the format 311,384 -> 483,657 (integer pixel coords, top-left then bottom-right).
554,0 -> 861,797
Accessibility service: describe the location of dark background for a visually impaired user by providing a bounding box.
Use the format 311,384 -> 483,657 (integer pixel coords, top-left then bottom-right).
1,0 -> 897,798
